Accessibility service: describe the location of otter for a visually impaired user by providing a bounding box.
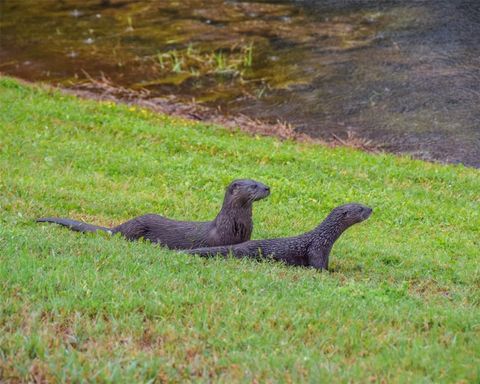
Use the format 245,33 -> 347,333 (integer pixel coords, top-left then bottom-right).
37,179 -> 270,249
183,203 -> 372,270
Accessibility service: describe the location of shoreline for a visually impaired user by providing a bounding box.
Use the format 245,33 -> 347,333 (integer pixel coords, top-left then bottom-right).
67,76 -> 381,152
65,79 -> 480,169
3,73 -> 477,169
2,73 -> 383,152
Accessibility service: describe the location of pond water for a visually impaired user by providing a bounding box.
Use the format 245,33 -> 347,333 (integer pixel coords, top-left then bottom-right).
1,0 -> 479,167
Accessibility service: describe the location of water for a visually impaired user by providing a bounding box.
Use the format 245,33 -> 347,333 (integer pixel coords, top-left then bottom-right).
1,0 -> 479,166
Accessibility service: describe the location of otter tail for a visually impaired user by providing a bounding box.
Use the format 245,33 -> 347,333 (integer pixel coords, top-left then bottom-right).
36,217 -> 111,234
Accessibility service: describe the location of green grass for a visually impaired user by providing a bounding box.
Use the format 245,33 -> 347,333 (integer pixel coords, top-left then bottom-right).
0,76 -> 479,383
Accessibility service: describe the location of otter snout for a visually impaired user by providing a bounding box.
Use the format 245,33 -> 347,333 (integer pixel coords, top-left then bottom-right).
255,183 -> 271,200
362,206 -> 373,220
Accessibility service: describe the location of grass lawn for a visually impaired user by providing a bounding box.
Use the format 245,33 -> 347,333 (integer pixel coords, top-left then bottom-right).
0,76 -> 479,383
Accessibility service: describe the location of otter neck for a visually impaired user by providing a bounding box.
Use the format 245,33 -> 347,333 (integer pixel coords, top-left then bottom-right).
309,213 -> 348,249
213,192 -> 253,232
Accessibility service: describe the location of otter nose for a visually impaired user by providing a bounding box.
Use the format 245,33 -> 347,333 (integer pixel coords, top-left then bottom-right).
364,207 -> 373,218
264,186 -> 270,193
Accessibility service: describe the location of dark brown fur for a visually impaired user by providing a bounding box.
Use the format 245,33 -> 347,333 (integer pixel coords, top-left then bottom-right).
184,203 -> 372,270
37,179 -> 270,249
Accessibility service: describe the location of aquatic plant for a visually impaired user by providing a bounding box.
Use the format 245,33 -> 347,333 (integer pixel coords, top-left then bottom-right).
243,42 -> 254,67
214,51 -> 227,72
153,42 -> 255,79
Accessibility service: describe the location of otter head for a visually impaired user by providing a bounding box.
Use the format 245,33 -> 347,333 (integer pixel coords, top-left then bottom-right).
224,179 -> 270,207
330,203 -> 373,228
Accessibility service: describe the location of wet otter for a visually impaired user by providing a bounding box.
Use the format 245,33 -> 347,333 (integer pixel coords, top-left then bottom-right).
37,179 -> 270,249
183,203 -> 372,270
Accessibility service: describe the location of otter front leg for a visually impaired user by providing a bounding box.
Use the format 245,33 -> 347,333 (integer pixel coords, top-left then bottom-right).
307,246 -> 329,271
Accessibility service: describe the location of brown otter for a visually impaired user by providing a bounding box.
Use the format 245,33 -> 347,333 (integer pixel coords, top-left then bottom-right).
37,179 -> 270,249
183,203 -> 372,270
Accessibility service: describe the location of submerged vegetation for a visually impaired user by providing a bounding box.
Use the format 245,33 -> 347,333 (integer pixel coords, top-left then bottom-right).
0,0 -> 391,101
147,42 -> 255,83
1,77 -> 479,382
130,40 -> 265,101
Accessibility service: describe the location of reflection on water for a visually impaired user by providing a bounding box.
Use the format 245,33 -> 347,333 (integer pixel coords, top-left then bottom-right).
1,0 -> 479,166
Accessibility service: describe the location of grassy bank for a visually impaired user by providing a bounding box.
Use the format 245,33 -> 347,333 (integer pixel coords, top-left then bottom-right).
0,76 -> 479,383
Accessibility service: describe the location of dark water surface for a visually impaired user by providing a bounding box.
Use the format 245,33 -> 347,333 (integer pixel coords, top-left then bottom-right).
1,0 -> 479,166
